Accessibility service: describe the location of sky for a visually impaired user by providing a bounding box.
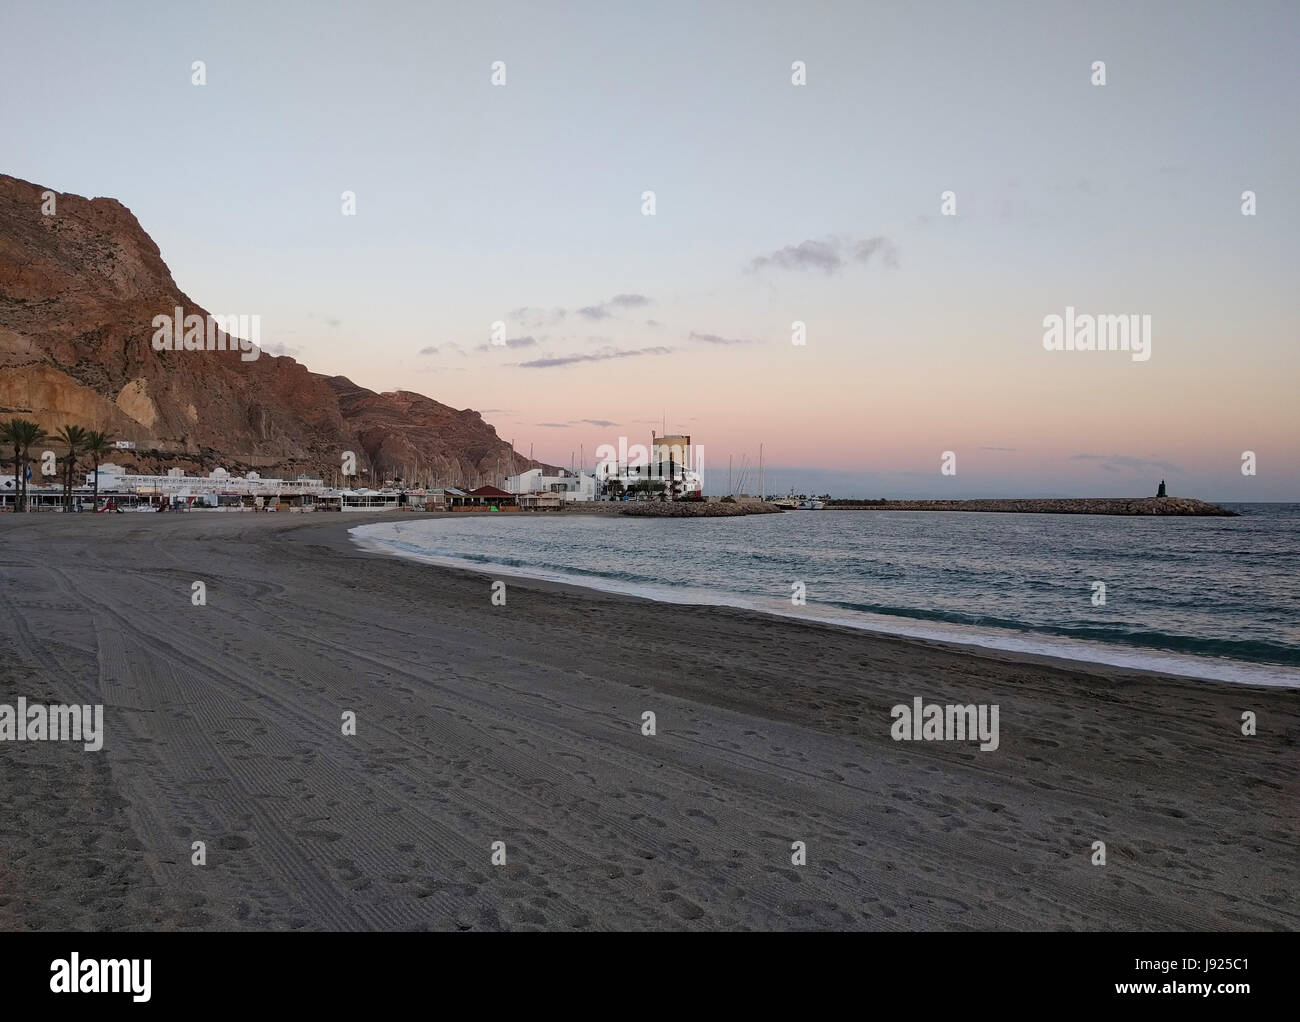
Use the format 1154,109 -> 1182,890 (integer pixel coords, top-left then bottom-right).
2,0 -> 1297,498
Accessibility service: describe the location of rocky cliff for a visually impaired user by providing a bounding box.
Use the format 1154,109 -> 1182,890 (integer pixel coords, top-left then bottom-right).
0,173 -> 543,485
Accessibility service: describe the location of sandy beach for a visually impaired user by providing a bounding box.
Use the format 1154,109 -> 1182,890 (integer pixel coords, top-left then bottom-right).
0,511 -> 1295,931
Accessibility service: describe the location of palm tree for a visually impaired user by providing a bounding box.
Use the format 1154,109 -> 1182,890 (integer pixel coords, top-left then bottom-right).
82,430 -> 115,509
54,425 -> 88,510
1,420 -> 19,511
10,419 -> 49,512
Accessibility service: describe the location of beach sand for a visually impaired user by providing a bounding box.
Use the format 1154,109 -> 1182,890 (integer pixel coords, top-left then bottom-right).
0,511 -> 1295,931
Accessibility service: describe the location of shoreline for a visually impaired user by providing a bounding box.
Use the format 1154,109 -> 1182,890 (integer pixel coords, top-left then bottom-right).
1,511 -> 1295,931
349,518 -> 1299,689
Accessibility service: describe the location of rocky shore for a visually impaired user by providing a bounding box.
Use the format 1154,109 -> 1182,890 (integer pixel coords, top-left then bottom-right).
828,497 -> 1237,516
619,501 -> 783,517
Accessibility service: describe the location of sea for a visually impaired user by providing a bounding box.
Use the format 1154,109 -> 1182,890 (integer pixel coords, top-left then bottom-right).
350,503 -> 1300,687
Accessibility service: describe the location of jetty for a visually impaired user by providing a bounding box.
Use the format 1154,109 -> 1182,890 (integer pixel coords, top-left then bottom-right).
825,498 -> 1237,517
619,501 -> 782,517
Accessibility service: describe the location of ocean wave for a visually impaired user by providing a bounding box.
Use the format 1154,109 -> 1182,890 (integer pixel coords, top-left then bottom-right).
351,521 -> 1300,688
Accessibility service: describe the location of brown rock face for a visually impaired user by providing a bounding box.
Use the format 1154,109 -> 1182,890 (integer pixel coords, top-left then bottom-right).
0,174 -> 547,485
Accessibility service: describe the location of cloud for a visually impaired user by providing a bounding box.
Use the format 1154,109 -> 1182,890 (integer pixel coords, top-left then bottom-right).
1070,454 -> 1183,474
689,330 -> 754,346
476,336 -> 537,352
849,237 -> 898,266
979,446 -> 1017,452
510,306 -> 566,328
750,239 -> 840,273
576,293 -> 653,320
518,345 -> 673,369
580,418 -> 618,428
326,318 -> 342,328
536,422 -> 571,428
262,341 -> 299,358
419,342 -> 467,357
747,235 -> 898,274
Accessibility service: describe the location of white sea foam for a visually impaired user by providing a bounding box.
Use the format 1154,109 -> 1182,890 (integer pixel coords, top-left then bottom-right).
350,521 -> 1300,689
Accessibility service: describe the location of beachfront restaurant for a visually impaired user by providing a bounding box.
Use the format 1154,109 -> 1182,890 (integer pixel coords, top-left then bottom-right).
446,485 -> 518,510
1,480 -> 150,511
0,481 -> 78,511
339,489 -> 405,511
517,491 -> 563,511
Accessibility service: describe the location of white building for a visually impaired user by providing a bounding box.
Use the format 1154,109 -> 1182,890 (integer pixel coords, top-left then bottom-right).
505,468 -> 597,502
86,463 -> 326,497
593,432 -> 704,499
595,459 -> 703,499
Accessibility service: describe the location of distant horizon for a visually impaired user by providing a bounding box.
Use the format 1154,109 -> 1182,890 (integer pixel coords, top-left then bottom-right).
3,0 -> 1296,499
699,464 -> 1294,504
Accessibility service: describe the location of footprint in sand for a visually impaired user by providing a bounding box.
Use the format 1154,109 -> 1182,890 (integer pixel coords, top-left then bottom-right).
296,829 -> 343,842
663,894 -> 705,920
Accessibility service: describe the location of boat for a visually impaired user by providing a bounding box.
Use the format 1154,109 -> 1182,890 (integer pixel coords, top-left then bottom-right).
795,499 -> 825,510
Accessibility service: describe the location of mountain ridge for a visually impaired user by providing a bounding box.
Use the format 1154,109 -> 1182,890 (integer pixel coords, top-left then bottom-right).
0,173 -> 546,486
